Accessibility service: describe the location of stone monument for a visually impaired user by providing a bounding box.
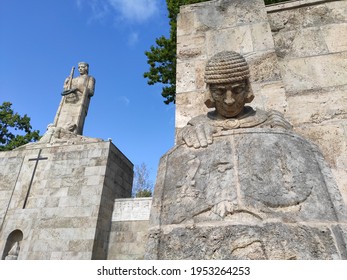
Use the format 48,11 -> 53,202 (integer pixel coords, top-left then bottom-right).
54,62 -> 95,135
175,0 -> 347,203
145,51 -> 347,259
0,63 -> 133,259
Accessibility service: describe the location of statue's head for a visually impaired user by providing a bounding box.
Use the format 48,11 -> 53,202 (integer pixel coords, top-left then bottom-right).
78,62 -> 89,75
204,51 -> 254,118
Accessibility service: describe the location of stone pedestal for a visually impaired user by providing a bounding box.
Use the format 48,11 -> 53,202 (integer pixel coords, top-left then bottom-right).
146,128 -> 347,259
0,139 -> 133,260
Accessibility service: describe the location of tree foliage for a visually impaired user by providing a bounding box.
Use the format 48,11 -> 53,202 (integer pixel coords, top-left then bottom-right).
144,0 -> 289,104
0,102 -> 40,151
144,0 -> 205,105
132,163 -> 153,198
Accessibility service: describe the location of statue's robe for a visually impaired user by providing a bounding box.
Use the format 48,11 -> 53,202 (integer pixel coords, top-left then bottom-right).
54,74 -> 95,135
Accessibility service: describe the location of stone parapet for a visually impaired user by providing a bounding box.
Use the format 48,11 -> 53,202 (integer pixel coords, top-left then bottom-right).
107,198 -> 152,260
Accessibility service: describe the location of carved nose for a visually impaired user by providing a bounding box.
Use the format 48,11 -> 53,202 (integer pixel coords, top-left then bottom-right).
224,90 -> 235,105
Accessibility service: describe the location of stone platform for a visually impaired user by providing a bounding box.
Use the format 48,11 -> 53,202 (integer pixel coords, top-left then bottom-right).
0,139 -> 133,260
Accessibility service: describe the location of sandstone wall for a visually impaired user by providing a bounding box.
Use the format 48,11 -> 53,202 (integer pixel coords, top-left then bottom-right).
175,0 -> 347,201
107,198 -> 152,259
0,141 -> 133,260
267,0 -> 347,202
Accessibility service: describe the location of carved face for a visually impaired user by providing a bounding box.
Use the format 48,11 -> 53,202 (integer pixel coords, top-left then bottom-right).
210,80 -> 247,118
78,63 -> 88,75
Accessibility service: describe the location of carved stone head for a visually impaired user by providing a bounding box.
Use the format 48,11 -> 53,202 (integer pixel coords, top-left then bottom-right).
204,51 -> 254,118
78,62 -> 89,75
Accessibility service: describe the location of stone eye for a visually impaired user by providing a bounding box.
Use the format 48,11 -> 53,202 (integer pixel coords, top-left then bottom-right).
212,88 -> 225,97
233,86 -> 244,94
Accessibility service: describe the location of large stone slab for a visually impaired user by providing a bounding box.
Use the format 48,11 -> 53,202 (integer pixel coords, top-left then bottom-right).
148,223 -> 340,260
279,52 -> 347,93
146,128 -> 347,259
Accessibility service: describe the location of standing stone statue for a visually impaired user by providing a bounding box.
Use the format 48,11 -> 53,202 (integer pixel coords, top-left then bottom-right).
54,62 -> 95,135
145,51 -> 347,260
33,62 -> 99,145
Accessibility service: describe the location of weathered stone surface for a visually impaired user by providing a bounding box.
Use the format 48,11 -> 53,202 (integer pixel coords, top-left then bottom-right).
150,0 -> 347,261
148,223 -> 340,260
268,2 -> 347,33
154,130 -> 346,224
175,0 -> 347,204
146,129 -> 347,259
279,52 -> 347,93
286,86 -> 347,125
175,91 -> 209,130
205,26 -> 254,56
176,0 -> 282,136
321,23 -> 347,53
251,81 -> 288,114
0,141 -> 133,260
112,198 -> 152,221
267,0 -> 347,202
247,51 -> 282,83
294,121 -> 347,202
108,220 -> 150,260
54,62 -> 95,135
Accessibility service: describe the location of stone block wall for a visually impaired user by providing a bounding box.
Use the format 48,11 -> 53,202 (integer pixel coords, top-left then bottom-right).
92,144 -> 134,259
107,198 -> 152,260
0,140 -> 133,260
266,0 -> 347,201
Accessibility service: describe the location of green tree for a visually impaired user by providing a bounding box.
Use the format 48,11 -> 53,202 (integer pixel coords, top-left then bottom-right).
132,163 -> 153,198
144,0 -> 288,104
144,0 -> 205,105
0,102 -> 40,151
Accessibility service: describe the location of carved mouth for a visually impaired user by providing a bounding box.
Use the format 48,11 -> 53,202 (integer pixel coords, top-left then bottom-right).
219,104 -> 243,117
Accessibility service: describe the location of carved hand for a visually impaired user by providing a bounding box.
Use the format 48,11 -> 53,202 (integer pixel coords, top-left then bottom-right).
181,123 -> 216,148
61,87 -> 77,96
267,110 -> 292,130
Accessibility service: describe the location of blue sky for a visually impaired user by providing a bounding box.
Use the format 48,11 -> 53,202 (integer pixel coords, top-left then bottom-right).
0,0 -> 175,184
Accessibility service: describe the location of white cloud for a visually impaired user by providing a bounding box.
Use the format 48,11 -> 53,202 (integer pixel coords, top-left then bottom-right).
77,0 -> 159,23
108,0 -> 159,23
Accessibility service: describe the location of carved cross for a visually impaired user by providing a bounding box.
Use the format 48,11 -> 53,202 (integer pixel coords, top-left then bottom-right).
23,149 -> 48,209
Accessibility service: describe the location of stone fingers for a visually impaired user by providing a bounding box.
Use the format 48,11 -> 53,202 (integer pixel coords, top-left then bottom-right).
182,124 -> 215,148
268,110 -> 293,130
205,124 -> 215,145
182,127 -> 197,148
196,124 -> 208,148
